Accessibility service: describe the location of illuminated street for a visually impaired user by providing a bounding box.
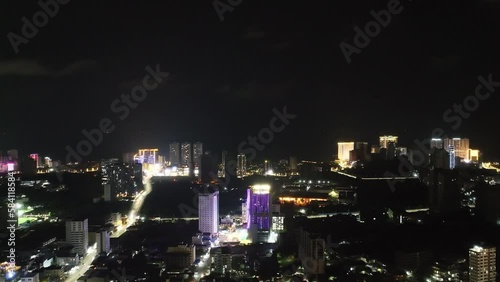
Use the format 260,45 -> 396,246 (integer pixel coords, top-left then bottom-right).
63,244 -> 97,282
111,172 -> 153,238
194,247 -> 211,281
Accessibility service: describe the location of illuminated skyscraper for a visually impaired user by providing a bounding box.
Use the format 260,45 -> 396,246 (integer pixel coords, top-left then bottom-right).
134,149 -> 158,164
469,149 -> 480,162
101,158 -> 136,196
169,142 -> 180,165
158,155 -> 165,165
337,142 -> 354,162
449,145 -> 456,169
237,154 -> 247,179
198,189 -> 219,235
246,184 -> 271,230
44,157 -> 53,168
443,138 -> 470,160
181,143 -> 192,165
29,153 -> 41,168
469,245 -> 496,282
379,135 -> 398,148
264,160 -> 272,175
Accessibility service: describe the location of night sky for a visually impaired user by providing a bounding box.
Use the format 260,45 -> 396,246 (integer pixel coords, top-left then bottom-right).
1,0 -> 499,161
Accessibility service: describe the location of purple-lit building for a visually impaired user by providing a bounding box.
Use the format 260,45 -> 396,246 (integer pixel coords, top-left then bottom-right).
246,184 -> 271,231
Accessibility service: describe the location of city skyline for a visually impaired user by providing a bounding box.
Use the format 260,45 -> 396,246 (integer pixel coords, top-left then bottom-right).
1,1 -> 500,281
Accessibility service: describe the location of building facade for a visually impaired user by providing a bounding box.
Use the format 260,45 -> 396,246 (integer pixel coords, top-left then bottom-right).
65,218 -> 89,256
469,246 -> 496,282
379,135 -> 398,148
237,154 -> 247,179
169,142 -> 180,165
443,138 -> 470,160
198,190 -> 219,235
337,142 -> 354,162
181,142 -> 192,166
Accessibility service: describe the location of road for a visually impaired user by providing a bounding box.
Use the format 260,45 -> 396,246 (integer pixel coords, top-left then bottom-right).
64,244 -> 96,282
111,174 -> 153,238
194,248 -> 212,281
65,173 -> 153,281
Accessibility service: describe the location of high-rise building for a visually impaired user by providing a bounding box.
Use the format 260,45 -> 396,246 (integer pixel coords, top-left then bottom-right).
469,245 -> 496,282
169,142 -> 181,166
158,155 -> 165,165
431,138 -> 444,149
246,184 -> 271,230
193,142 -> 203,167
443,138 -> 470,160
65,218 -> 89,256
386,142 -> 397,159
181,143 -> 192,166
469,149 -> 480,163
354,142 -> 369,162
101,158 -> 119,185
101,159 -> 136,196
122,152 -> 135,164
218,151 -> 227,178
134,148 -> 158,164
44,157 -> 53,168
214,247 -> 232,275
290,156 -> 298,174
201,152 -> 218,183
29,153 -> 41,168
379,135 -> 398,149
89,229 -> 110,254
449,145 -> 456,169
298,227 -> 326,275
429,169 -> 460,214
165,245 -> 196,270
264,160 -> 272,175
337,142 -> 355,162
103,184 -> 113,201
237,154 -> 247,179
198,189 -> 219,235
430,148 -> 449,170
